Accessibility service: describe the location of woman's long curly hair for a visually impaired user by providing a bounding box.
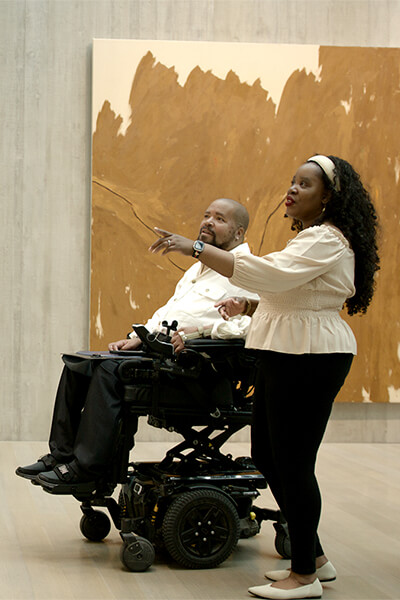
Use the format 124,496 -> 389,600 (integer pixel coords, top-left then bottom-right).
292,155 -> 380,315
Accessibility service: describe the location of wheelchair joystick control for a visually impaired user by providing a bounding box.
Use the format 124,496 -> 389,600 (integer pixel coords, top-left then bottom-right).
162,320 -> 178,336
132,324 -> 174,357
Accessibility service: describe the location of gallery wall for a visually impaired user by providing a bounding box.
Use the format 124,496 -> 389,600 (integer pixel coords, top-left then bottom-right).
2,0 -> 400,442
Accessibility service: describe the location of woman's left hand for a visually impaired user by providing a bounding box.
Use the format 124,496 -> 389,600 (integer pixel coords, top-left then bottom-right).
215,297 -> 246,320
149,227 -> 193,256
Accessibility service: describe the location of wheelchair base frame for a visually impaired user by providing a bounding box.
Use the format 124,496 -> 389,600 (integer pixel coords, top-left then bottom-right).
51,456 -> 289,571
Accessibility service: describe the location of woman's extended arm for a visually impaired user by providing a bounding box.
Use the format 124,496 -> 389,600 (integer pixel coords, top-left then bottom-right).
149,227 -> 234,277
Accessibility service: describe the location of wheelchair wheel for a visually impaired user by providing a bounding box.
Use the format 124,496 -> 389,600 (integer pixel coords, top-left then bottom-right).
274,526 -> 292,559
120,537 -> 155,572
162,488 -> 240,569
80,510 -> 111,542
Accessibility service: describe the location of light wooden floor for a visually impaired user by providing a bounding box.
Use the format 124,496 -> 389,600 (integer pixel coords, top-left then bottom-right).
2,441 -> 400,600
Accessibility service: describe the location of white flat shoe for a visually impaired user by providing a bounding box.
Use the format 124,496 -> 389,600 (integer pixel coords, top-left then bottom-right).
265,561 -> 336,583
248,579 -> 322,599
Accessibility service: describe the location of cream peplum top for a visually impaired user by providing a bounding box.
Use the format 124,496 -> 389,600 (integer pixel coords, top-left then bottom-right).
229,224 -> 357,355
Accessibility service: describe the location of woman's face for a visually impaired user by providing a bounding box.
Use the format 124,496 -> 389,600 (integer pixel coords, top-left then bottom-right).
285,162 -> 330,228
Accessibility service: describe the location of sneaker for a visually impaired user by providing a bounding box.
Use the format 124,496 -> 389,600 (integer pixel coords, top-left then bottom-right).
16,454 -> 58,480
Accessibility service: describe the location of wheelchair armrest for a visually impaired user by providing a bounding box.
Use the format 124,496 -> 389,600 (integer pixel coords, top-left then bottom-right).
185,338 -> 245,350
132,324 -> 174,357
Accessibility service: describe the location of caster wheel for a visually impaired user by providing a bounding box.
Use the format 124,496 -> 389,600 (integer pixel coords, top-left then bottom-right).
274,523 -> 291,559
120,536 -> 155,572
240,516 -> 261,538
80,510 -> 111,542
162,488 -> 240,569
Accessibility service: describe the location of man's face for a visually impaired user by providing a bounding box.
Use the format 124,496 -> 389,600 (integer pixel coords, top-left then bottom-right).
197,199 -> 241,250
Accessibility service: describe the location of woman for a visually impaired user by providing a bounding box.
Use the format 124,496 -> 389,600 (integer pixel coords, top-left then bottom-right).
150,155 -> 379,600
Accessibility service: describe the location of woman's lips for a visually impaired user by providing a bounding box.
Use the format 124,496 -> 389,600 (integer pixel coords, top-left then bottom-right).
285,196 -> 295,207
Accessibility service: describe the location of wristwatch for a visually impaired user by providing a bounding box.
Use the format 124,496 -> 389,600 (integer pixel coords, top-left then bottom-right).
192,240 -> 205,258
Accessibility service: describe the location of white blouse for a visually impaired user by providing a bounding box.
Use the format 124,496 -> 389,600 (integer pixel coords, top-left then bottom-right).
229,225 -> 357,355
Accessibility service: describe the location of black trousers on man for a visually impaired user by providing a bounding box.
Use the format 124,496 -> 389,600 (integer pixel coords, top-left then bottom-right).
48,358 -> 135,477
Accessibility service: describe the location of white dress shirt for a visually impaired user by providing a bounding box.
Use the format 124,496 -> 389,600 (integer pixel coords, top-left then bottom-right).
131,243 -> 259,339
230,225 -> 357,354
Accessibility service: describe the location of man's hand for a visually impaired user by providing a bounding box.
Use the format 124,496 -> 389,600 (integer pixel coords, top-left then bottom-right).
170,331 -> 185,354
170,326 -> 211,354
108,338 -> 141,352
170,326 -> 196,354
215,297 -> 247,320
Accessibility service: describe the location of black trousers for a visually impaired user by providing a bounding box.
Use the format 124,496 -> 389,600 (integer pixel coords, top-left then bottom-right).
48,358 -> 135,476
251,351 -> 353,575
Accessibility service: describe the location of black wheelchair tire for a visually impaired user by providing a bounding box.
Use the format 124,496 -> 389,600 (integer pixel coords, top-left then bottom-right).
274,529 -> 292,559
120,537 -> 155,572
162,488 -> 240,569
79,510 -> 111,542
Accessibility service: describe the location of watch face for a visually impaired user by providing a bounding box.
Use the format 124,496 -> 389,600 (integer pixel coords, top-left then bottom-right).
194,241 -> 204,251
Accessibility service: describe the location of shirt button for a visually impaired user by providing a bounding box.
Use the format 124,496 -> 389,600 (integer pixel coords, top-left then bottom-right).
192,279 -> 196,283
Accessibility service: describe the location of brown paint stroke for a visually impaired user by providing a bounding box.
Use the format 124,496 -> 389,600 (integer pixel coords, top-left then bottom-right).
91,47 -> 400,403
93,178 -> 186,273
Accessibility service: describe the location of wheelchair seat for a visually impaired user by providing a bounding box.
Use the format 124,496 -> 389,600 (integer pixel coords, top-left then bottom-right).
117,336 -> 257,473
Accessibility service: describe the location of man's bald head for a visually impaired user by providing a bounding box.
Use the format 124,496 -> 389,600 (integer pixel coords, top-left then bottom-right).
198,198 -> 249,251
217,198 -> 249,233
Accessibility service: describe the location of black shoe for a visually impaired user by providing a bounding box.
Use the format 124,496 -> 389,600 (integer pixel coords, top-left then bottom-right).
37,463 -> 97,494
16,454 -> 58,480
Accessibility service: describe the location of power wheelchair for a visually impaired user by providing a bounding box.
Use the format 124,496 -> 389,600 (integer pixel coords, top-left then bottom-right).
38,325 -> 291,571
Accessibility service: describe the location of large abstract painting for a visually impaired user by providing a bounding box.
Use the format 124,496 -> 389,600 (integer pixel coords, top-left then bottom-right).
91,39 -> 399,403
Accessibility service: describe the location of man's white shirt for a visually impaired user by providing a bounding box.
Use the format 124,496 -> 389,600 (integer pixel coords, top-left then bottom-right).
131,243 -> 259,339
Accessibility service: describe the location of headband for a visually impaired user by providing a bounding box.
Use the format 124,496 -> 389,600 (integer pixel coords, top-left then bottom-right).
307,155 -> 341,192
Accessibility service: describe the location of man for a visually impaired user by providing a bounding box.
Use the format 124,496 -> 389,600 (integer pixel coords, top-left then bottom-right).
16,198 -> 257,488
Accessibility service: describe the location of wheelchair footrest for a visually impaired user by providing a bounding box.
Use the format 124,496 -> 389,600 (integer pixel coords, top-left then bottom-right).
39,479 -> 98,496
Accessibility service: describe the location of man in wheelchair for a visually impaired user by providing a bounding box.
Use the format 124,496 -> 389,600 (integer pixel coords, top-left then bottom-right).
16,198 -> 258,492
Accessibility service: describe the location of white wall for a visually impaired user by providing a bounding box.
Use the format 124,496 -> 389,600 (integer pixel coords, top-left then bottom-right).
2,0 -> 400,442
